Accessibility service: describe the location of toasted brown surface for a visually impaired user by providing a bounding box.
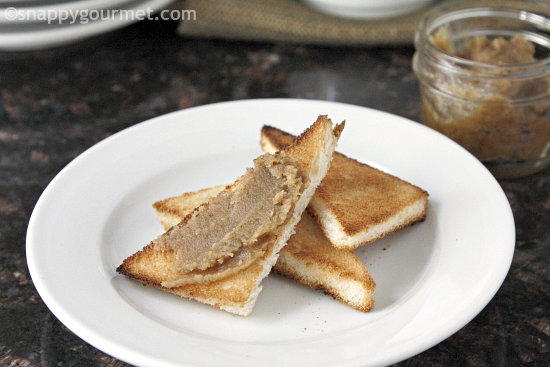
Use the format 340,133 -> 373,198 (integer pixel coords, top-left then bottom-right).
260,125 -> 429,249
156,189 -> 376,312
117,116 -> 341,315
282,115 -> 344,178
117,239 -> 270,307
125,192 -> 266,306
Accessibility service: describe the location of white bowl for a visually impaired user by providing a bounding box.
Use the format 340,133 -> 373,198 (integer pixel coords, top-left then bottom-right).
303,0 -> 435,19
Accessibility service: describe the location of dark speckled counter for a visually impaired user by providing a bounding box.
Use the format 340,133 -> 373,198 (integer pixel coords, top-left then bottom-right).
0,19 -> 548,367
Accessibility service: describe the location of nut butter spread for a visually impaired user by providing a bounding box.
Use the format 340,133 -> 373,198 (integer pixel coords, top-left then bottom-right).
157,152 -> 304,288
431,33 -> 537,65
425,32 -> 550,162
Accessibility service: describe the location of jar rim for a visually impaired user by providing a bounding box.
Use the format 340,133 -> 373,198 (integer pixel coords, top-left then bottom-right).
415,3 -> 550,79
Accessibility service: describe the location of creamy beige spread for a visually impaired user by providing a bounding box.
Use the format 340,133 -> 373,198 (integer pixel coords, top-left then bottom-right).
432,33 -> 537,65
459,35 -> 536,65
157,153 -> 304,288
424,32 -> 550,164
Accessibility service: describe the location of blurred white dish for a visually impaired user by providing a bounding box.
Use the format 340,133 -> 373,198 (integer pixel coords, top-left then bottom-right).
0,0 -> 172,50
27,99 -> 515,366
0,0 -> 133,24
303,0 -> 435,19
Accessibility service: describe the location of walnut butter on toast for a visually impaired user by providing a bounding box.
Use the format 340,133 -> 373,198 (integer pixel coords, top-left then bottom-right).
117,116 -> 343,316
260,126 -> 428,249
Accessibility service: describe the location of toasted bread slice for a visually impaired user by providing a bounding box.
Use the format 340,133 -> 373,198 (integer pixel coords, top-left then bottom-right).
261,126 -> 428,249
117,116 -> 343,316
155,187 -> 375,312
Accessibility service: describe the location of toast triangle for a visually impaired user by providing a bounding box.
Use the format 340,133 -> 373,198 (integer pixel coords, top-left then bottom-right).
260,126 -> 428,249
117,116 -> 342,316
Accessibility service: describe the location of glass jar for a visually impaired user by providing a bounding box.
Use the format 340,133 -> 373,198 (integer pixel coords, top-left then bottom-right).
413,0 -> 550,178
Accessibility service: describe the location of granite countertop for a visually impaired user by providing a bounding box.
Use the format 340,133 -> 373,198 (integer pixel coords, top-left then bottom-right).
0,19 -> 548,367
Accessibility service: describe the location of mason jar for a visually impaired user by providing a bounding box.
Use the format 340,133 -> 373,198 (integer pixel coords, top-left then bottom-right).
413,0 -> 550,178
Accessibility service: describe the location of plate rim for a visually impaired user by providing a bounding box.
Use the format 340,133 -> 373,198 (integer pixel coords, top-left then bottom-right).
26,98 -> 515,367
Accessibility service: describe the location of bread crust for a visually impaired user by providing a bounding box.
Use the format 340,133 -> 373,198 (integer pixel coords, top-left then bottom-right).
117,241 -> 270,308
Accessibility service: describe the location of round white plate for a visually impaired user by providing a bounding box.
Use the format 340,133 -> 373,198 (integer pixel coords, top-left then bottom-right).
27,99 -> 515,367
0,0 -> 172,50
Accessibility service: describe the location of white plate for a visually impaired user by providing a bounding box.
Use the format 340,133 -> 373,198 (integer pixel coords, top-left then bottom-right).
0,0 -> 172,50
27,99 -> 515,367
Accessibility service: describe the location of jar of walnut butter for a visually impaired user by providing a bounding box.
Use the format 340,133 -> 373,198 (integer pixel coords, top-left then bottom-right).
413,0 -> 550,178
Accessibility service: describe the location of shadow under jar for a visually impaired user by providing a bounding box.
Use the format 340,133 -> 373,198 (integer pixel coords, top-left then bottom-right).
413,1 -> 550,178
